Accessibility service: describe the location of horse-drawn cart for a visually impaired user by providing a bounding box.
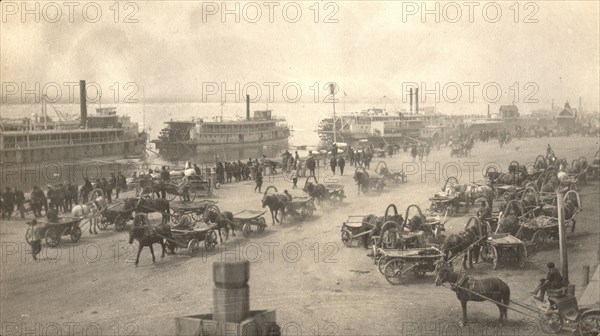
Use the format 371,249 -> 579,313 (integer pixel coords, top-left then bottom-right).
232,210 -> 268,237
323,184 -> 346,203
285,197 -> 316,220
340,216 -> 371,247
170,200 -> 218,226
374,161 -> 407,184
379,246 -> 445,285
25,217 -> 83,247
480,233 -> 528,269
514,214 -> 579,254
168,226 -> 220,256
98,202 -> 131,231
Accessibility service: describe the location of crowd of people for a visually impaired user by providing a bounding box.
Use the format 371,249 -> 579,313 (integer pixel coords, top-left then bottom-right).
0,172 -> 127,220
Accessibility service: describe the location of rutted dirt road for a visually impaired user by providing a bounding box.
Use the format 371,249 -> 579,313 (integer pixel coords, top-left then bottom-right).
1,136 -> 599,336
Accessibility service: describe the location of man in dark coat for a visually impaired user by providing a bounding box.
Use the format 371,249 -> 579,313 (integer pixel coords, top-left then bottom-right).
159,166 -> 170,199
81,178 -> 93,203
338,157 -> 346,175
330,156 -> 337,175
530,262 -> 564,301
2,187 -> 15,219
14,187 -> 26,219
306,153 -> 316,177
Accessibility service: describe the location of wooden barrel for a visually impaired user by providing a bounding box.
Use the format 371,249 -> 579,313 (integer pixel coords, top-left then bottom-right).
212,261 -> 250,323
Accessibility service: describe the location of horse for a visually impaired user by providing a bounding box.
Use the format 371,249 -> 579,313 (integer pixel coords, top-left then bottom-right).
496,213 -> 520,236
72,204 -> 98,234
353,170 -> 369,195
441,220 -> 483,269
124,198 -> 170,224
464,185 -> 494,208
128,223 -> 172,266
435,260 -> 510,326
261,190 -> 288,225
204,209 -> 236,243
303,182 -> 327,204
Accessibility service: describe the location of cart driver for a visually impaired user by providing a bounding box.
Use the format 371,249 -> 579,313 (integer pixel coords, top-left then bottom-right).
530,262 -> 564,301
29,219 -> 46,260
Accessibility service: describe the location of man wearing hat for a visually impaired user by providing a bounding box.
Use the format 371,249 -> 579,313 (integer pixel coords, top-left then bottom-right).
530,262 -> 564,301
29,219 -> 45,260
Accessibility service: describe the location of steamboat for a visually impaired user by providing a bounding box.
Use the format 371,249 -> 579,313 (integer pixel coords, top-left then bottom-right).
151,95 -> 290,160
317,89 -> 582,148
0,80 -> 147,164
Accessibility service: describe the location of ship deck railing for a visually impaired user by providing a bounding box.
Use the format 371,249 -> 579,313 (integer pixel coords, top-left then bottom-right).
1,135 -> 140,150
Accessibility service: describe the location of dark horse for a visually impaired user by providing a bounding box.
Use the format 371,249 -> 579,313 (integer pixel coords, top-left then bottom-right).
124,198 -> 170,224
204,208 -> 236,243
441,221 -> 483,269
303,182 -> 327,204
261,188 -> 288,225
128,223 -> 172,266
353,170 -> 369,195
435,260 -> 510,326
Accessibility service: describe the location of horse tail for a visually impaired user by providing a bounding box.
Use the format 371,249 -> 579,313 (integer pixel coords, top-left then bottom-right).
501,281 -> 511,317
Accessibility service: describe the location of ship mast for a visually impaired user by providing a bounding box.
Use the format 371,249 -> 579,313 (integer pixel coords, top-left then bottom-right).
330,83 -> 337,143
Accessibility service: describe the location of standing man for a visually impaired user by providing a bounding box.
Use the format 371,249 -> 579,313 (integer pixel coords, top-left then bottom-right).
254,166 -> 263,193
330,156 -> 337,175
116,172 -> 127,199
2,187 -> 15,220
160,166 -> 170,199
14,187 -> 26,219
338,156 -> 346,176
306,152 -> 316,178
31,186 -> 46,218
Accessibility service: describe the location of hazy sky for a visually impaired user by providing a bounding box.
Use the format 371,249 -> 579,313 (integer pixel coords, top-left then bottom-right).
2,1 -> 599,113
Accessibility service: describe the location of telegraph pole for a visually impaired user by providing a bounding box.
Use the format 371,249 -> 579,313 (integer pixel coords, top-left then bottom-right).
330,84 -> 337,143
557,191 -> 569,283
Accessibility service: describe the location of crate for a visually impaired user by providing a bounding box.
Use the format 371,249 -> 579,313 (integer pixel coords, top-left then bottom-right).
175,310 -> 276,336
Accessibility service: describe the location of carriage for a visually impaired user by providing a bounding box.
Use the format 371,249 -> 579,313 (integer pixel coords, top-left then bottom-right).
404,204 -> 446,245
231,210 -> 268,237
323,184 -> 346,203
285,197 -> 316,220
167,226 -> 220,256
377,246 -> 445,285
340,216 -> 370,247
450,142 -> 471,158
25,216 -> 83,247
354,167 -> 385,193
374,161 -> 407,184
428,195 -> 461,217
139,176 -> 212,202
480,233 -> 528,269
515,215 -> 578,253
98,202 -> 132,231
170,200 -> 218,227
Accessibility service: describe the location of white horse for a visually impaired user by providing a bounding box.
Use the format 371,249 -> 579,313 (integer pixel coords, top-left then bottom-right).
72,196 -> 107,234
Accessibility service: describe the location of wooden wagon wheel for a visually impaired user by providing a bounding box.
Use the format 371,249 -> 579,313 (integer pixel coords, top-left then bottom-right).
45,227 -> 61,247
413,266 -> 427,278
114,214 -> 128,231
204,230 -> 218,251
187,239 -> 199,256
377,256 -> 390,274
98,215 -> 109,230
257,217 -> 267,233
241,222 -> 252,238
70,224 -> 82,243
25,226 -> 33,245
341,228 -> 353,247
165,184 -> 177,201
90,188 -> 105,201
577,312 -> 600,336
134,213 -> 149,226
540,311 -> 564,334
384,259 -> 409,285
481,244 -> 498,269
564,190 -> 582,208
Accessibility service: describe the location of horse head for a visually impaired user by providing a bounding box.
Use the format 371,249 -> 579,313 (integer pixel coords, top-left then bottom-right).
434,260 -> 453,286
128,225 -> 145,244
407,215 -> 423,232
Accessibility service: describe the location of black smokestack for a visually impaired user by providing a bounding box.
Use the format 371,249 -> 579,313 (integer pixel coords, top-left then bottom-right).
415,88 -> 419,114
79,80 -> 87,127
246,95 -> 250,121
409,88 -> 413,112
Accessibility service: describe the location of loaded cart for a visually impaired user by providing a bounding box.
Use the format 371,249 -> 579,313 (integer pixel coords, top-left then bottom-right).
379,246 -> 445,285
285,197 -> 316,220
25,216 -> 83,247
168,226 -> 220,256
232,210 -> 268,238
480,233 -> 528,269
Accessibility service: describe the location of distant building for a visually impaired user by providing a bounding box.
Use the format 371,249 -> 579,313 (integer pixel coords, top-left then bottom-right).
499,105 -> 519,119
556,101 -> 577,129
